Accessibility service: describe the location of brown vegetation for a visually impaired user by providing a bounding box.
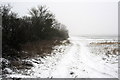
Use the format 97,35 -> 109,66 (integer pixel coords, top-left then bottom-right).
20,40 -> 62,59
90,42 -> 120,45
89,41 -> 120,56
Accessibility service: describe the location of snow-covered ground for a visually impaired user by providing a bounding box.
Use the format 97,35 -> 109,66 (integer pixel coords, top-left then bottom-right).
4,36 -> 119,78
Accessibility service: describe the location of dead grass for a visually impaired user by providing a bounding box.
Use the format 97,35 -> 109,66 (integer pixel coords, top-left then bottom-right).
20,40 -> 58,58
89,41 -> 120,56
90,42 -> 120,45
19,40 -> 70,59
11,60 -> 33,70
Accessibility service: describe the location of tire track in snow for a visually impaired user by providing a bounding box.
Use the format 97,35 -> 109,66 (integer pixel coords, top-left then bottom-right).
70,39 -> 118,78
51,43 -> 80,78
50,38 -> 118,78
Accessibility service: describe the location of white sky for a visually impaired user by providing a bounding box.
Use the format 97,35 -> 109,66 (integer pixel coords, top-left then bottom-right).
1,0 -> 119,36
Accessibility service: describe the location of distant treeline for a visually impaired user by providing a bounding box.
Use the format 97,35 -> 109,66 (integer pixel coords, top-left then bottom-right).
0,4 -> 69,57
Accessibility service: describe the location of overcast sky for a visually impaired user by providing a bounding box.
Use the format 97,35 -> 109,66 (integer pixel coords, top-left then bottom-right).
1,0 -> 119,36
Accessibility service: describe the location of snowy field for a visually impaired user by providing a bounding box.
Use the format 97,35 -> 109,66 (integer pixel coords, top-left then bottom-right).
2,36 -> 119,78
